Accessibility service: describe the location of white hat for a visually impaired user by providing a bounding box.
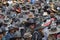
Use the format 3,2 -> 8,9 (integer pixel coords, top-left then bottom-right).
24,32 -> 32,38
43,12 -> 48,16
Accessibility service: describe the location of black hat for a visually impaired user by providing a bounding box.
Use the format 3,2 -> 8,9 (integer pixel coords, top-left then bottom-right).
27,18 -> 35,24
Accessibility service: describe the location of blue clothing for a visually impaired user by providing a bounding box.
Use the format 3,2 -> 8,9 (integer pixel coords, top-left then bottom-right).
5,33 -> 14,40
2,36 -> 6,40
30,0 -> 35,4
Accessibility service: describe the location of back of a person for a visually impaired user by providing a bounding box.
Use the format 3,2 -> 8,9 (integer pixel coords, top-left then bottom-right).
32,31 -> 43,40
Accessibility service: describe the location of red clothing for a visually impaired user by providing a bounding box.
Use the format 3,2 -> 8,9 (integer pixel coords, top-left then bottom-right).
43,18 -> 56,27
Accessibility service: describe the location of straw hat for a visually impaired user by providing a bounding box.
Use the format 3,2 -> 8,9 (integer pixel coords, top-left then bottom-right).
50,2 -> 58,13
28,12 -> 35,18
3,1 -> 7,4
24,32 -> 32,38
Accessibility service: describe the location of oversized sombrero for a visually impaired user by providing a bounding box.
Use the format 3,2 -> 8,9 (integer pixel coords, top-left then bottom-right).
48,27 -> 60,34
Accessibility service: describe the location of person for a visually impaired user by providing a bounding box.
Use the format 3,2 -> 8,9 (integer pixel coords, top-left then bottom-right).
2,2 -> 9,13
2,29 -> 6,40
0,29 -> 3,40
26,18 -> 36,34
0,8 -> 2,13
13,26 -> 22,40
49,12 -> 57,31
24,18 -> 36,40
13,29 -> 22,40
5,26 -> 15,40
42,27 -> 49,40
32,26 -> 44,40
42,11 -> 57,40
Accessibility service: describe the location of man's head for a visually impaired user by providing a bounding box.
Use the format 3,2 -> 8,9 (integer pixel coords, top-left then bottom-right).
50,12 -> 54,18
29,24 -> 35,29
8,26 -> 15,33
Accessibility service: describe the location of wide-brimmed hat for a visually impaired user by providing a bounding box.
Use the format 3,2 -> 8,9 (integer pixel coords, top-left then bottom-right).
25,18 -> 36,27
49,2 -> 58,13
12,2 -> 16,7
27,18 -> 35,23
34,26 -> 46,31
8,25 -> 14,30
28,13 -> 35,18
24,32 -> 32,38
4,18 -> 12,24
13,25 -> 19,29
0,14 -> 5,19
14,31 -> 21,38
3,2 -> 7,5
48,27 -> 60,34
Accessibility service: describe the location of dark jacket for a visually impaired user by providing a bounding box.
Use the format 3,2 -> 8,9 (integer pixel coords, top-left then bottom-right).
32,31 -> 44,40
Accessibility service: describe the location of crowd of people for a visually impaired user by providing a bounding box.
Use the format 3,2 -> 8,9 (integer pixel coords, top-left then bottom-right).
0,0 -> 60,40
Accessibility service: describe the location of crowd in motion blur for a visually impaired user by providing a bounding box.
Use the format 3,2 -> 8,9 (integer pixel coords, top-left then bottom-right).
0,0 -> 60,40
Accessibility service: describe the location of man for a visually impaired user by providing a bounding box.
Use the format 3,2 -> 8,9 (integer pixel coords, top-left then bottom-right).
24,18 -> 36,40
32,26 -> 44,40
0,29 -> 3,40
5,26 -> 15,40
42,12 -> 57,40
2,28 -> 6,40
26,18 -> 36,33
